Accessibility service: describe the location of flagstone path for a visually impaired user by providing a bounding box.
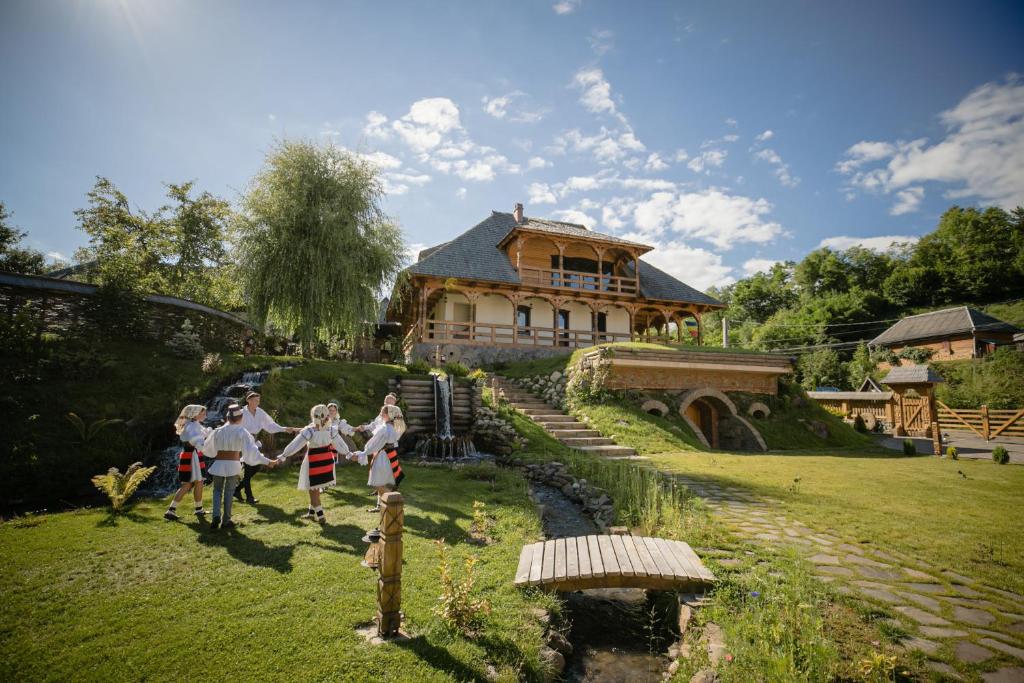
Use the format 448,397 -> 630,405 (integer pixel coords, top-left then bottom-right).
675,475 -> 1024,680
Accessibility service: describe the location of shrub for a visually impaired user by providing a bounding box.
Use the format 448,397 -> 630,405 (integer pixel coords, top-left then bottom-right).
91,462 -> 156,512
405,358 -> 432,375
896,346 -> 935,364
467,368 -> 487,384
201,352 -> 223,375
442,361 -> 469,378
165,319 -> 203,359
946,446 -> 958,460
902,439 -> 917,456
993,446 -> 1010,465
853,414 -> 867,433
432,539 -> 490,633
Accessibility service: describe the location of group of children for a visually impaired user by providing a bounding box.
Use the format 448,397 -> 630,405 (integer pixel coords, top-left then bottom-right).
167,391 -> 406,529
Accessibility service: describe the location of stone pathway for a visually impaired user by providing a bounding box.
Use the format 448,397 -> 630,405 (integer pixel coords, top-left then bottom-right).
675,475 -> 1024,680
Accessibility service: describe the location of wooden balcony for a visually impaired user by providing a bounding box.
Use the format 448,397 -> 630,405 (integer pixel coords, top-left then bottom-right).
423,319 -> 631,348
518,266 -> 638,295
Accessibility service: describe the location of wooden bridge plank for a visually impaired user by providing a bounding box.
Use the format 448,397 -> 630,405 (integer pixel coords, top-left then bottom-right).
565,537 -> 580,581
621,535 -> 649,579
609,534 -> 636,577
641,537 -> 673,579
653,537 -> 689,579
676,543 -> 716,582
554,538 -> 568,581
586,535 -> 604,578
541,540 -> 556,582
528,541 -> 544,585
666,540 -> 701,580
630,535 -> 662,578
597,534 -> 619,576
515,543 -> 537,585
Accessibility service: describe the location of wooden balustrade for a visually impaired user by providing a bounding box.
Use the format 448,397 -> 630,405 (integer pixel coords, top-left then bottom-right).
518,265 -> 638,295
423,319 -> 631,348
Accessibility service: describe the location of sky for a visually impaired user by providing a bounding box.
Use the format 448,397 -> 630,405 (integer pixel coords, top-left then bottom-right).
1,0 -> 1022,290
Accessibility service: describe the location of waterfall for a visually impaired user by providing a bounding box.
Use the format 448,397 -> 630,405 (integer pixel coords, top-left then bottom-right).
416,374 -> 481,461
435,374 -> 453,440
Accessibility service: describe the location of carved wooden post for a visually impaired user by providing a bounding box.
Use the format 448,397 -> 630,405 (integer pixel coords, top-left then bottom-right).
981,404 -> 990,440
377,491 -> 404,638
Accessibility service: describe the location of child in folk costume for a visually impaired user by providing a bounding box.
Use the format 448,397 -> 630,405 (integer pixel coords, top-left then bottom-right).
353,405 -> 406,513
236,390 -> 298,505
165,404 -> 211,521
206,403 -> 277,530
327,402 -> 357,438
355,393 -> 398,436
276,404 -> 357,524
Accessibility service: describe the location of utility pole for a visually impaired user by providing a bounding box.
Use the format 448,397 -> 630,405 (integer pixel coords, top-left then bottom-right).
722,318 -> 730,348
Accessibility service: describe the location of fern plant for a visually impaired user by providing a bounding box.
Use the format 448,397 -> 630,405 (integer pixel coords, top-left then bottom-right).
65,412 -> 125,443
201,352 -> 223,375
91,462 -> 156,512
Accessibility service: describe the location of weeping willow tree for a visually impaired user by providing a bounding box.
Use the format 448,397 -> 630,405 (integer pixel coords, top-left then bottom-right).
238,140 -> 405,348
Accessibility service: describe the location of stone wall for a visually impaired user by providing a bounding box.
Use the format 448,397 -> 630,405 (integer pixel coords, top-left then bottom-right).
0,273 -> 251,349
408,341 -> 573,368
604,365 -> 780,394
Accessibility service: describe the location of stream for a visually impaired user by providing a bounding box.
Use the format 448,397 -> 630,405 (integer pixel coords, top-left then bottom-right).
531,484 -> 676,683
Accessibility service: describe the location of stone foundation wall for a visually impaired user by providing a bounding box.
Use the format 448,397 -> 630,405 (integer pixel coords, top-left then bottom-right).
408,341 -> 572,368
604,365 -> 780,395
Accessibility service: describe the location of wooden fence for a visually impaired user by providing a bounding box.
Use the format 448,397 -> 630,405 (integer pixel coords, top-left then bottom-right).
936,402 -> 1024,440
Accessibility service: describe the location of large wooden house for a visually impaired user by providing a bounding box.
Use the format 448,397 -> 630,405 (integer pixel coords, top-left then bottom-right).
387,204 -> 725,365
869,306 -> 1020,361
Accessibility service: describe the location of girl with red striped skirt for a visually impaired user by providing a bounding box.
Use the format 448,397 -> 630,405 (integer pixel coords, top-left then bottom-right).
276,404 -> 354,525
353,405 -> 406,513
165,404 -> 210,521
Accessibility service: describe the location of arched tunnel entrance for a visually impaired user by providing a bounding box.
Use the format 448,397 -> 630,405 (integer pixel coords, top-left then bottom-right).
677,388 -> 767,452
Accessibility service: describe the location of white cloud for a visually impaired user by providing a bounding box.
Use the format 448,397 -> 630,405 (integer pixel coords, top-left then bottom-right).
637,244 -> 735,291
629,188 -> 783,250
552,0 -> 581,14
753,148 -> 800,187
588,29 -> 614,55
755,129 -> 773,142
837,75 -> 1024,209
267,114 -> 276,122
391,97 -> 461,152
527,156 -> 552,170
644,153 -> 669,172
742,258 -> 781,276
363,111 -> 391,140
573,68 -> 618,118
724,117 -> 738,127
673,149 -> 689,162
406,242 -> 428,265
687,149 -> 727,173
528,182 -> 558,204
455,187 -> 467,199
722,134 -> 739,143
890,186 -> 924,215
386,172 -> 431,185
552,209 -> 597,226
46,251 -> 67,262
359,150 -> 403,170
482,95 -> 510,119
552,127 -> 646,164
818,234 -> 920,251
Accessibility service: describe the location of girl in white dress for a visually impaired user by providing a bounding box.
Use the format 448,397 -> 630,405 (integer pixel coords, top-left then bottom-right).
165,404 -> 210,521
354,405 -> 406,512
276,404 -> 359,524
327,402 -> 357,438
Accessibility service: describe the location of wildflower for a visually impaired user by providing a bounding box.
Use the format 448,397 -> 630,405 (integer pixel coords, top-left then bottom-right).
750,591 -> 760,598
724,654 -> 734,663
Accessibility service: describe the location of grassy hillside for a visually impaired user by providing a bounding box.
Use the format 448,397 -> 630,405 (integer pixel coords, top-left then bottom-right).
984,298 -> 1024,327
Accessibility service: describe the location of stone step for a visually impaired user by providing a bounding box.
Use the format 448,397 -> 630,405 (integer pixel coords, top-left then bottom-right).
537,422 -> 590,431
528,414 -> 576,422
559,436 -> 616,447
571,444 -> 638,457
509,402 -> 553,410
547,429 -> 603,438
519,408 -> 563,417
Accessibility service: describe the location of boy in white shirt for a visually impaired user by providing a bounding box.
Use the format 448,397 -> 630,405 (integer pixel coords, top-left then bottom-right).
236,390 -> 297,504
208,404 -> 277,529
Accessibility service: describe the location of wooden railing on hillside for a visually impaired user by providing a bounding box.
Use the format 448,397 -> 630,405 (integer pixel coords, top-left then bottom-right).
518,266 -> 638,295
936,401 -> 1024,440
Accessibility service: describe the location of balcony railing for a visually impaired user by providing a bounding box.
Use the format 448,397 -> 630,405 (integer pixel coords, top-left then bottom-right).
423,319 -> 632,348
518,266 -> 638,295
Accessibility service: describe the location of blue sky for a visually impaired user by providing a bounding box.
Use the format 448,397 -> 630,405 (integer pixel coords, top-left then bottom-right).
1,0 -> 1022,289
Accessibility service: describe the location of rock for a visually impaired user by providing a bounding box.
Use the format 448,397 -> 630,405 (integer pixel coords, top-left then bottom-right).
690,669 -> 718,683
538,645 -> 565,681
983,668 -> 1024,683
546,629 -> 573,656
954,640 -> 994,664
703,623 -> 726,665
549,371 -> 562,381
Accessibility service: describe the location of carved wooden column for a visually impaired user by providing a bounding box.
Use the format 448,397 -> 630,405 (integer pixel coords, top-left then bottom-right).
595,246 -> 606,292
514,236 -> 525,272
555,240 -> 567,289
551,295 -> 566,347
632,249 -> 640,295
464,289 -> 480,343
695,311 -> 703,346
377,491 -> 404,637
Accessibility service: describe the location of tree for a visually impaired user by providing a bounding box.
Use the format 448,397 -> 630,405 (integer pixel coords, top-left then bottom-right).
846,342 -> 876,388
0,202 -> 47,274
730,262 -> 797,322
797,348 -> 845,391
237,140 -> 405,347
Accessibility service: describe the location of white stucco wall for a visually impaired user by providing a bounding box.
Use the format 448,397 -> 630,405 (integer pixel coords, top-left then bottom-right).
474,295 -> 513,324
606,306 -> 630,333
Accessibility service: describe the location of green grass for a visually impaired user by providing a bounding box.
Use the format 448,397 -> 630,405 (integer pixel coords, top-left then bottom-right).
984,299 -> 1024,327
0,464 -> 554,683
573,402 -> 704,454
644,449 -> 1024,594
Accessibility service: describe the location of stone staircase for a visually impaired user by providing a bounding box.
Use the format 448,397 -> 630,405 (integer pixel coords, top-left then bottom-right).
493,376 -> 638,458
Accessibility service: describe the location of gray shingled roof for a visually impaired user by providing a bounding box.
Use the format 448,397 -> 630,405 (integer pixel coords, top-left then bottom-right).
505,214 -> 650,248
881,365 -> 945,385
405,211 -> 723,307
870,306 -> 1020,346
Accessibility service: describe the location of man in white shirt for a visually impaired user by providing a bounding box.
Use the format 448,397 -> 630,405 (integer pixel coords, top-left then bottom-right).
237,390 -> 298,504
208,404 -> 276,529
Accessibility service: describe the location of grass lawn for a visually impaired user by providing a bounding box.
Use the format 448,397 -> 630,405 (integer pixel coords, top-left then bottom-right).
0,463 -> 553,683
644,448 -> 1024,594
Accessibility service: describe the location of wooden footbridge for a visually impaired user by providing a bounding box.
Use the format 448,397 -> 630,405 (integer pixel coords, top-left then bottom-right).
514,535 -> 716,592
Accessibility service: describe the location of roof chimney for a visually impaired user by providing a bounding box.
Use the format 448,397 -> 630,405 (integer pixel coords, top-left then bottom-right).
513,202 -> 524,224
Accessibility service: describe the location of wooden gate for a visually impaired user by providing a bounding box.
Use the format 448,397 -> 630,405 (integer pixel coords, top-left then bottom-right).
936,401 -> 1024,440
898,395 -> 930,436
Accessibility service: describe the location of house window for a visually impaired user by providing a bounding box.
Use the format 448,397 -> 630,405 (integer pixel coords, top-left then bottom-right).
596,312 -> 607,332
943,339 -> 951,354
556,309 -> 570,328
516,305 -> 531,328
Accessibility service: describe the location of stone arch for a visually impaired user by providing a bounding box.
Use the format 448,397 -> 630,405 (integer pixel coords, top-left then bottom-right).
677,387 -> 767,452
747,401 -> 771,419
641,399 -> 669,417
